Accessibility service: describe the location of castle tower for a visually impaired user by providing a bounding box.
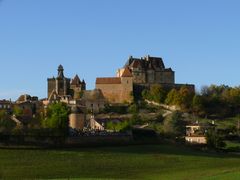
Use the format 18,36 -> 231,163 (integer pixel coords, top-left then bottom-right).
47,65 -> 71,99
69,105 -> 85,131
57,64 -> 64,78
70,75 -> 86,99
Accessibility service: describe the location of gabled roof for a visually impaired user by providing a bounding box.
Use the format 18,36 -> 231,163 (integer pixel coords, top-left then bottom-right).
96,77 -> 121,84
121,67 -> 133,77
48,90 -> 60,101
130,60 -> 142,68
71,74 -> 81,85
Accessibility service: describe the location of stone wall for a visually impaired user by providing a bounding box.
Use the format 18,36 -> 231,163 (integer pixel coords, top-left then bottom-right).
155,71 -> 175,84
96,77 -> 133,103
96,84 -> 123,103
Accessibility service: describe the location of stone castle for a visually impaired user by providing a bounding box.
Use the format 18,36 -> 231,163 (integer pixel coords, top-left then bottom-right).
122,55 -> 174,85
46,56 -> 194,105
1,56 -> 194,131
96,55 -> 194,103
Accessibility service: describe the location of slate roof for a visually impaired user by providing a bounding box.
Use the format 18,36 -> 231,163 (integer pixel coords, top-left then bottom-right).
71,74 -> 81,85
125,55 -> 167,71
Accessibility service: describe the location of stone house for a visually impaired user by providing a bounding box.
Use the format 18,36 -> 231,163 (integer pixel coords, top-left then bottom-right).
0,99 -> 12,113
81,89 -> 106,113
15,94 -> 41,118
185,122 -> 216,144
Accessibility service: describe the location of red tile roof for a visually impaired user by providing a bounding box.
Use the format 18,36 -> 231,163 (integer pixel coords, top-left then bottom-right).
96,77 -> 121,84
121,68 -> 133,77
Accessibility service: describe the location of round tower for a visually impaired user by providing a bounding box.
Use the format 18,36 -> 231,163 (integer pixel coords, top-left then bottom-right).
69,105 -> 85,131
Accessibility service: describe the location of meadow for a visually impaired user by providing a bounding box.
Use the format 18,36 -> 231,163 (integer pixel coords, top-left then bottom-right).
0,144 -> 240,179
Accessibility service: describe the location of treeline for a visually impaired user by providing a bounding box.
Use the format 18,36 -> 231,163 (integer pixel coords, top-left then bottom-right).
142,85 -> 194,110
141,84 -> 240,118
193,85 -> 240,118
0,102 -> 70,136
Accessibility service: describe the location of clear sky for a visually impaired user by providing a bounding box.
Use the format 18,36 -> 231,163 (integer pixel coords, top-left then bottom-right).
0,0 -> 240,100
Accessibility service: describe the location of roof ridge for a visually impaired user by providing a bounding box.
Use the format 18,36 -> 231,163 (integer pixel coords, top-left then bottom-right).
121,67 -> 133,77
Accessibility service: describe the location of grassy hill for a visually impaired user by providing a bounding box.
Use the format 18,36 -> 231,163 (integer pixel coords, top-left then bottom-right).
0,144 -> 240,179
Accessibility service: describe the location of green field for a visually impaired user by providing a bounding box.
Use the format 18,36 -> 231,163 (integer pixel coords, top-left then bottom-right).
0,144 -> 240,180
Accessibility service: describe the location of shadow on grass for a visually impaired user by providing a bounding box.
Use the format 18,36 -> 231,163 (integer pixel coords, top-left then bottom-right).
1,142 -> 238,159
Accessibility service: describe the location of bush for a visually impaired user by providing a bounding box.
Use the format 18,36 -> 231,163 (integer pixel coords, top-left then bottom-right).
128,104 -> 139,114
206,129 -> 226,149
103,104 -> 128,114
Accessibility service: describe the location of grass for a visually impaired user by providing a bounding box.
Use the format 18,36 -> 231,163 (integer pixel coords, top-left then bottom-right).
0,144 -> 240,179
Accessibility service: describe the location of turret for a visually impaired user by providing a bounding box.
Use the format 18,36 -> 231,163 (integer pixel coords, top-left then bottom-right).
58,64 -> 64,78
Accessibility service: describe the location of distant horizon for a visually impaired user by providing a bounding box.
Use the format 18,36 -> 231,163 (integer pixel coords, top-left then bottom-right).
1,0 -> 240,100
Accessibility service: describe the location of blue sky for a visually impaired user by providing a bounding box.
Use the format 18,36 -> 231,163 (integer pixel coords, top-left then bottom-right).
0,0 -> 240,100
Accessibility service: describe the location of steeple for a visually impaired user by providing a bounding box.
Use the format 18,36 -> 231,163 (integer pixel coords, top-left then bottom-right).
58,64 -> 64,78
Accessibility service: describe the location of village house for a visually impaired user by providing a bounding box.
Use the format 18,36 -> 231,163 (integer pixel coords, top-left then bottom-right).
185,121 -> 216,144
0,99 -> 12,113
81,89 -> 106,113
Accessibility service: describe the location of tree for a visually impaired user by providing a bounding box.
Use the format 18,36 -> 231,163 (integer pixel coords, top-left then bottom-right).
42,103 -> 69,135
0,110 -> 7,120
128,103 -> 139,114
13,106 -> 23,117
141,85 -> 167,103
165,89 -> 179,105
0,110 -> 16,134
178,86 -> 195,110
141,89 -> 150,101
192,94 -> 205,116
206,129 -> 226,149
106,120 -> 131,132
163,111 -> 185,137
149,85 -> 167,103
